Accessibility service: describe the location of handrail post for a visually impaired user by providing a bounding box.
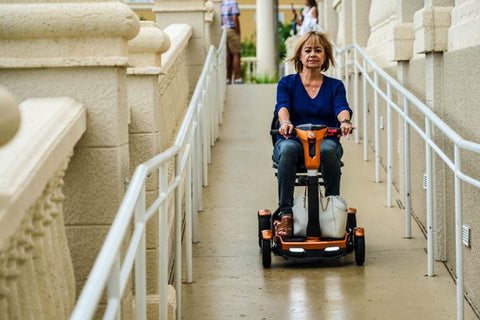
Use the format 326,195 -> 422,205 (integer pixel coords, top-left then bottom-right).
134,187 -> 147,320
386,83 -> 392,207
353,48 -> 359,144
363,59 -> 368,161
159,165 -> 168,320
185,148 -> 193,283
374,72 -> 380,182
403,96 -> 412,238
345,50 -> 350,100
454,145 -> 464,320
174,153 -> 183,320
425,119 -> 434,277
106,254 -> 121,320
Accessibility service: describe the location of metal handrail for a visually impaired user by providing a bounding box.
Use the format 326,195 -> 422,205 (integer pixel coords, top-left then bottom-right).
70,29 -> 226,320
334,43 -> 480,320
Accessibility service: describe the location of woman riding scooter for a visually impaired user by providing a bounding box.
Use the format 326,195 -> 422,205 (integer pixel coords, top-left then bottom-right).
273,31 -> 353,238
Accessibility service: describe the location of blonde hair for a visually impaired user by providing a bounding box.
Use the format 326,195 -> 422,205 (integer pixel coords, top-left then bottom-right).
286,31 -> 335,73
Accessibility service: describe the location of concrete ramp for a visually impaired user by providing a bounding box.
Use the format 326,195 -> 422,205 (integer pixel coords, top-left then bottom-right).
181,84 -> 478,319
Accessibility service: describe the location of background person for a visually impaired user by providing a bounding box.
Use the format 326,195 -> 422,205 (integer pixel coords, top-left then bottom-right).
273,31 -> 353,238
221,0 -> 243,84
291,0 -> 318,35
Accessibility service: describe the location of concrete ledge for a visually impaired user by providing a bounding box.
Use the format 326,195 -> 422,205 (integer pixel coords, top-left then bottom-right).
414,6 -> 453,54
161,24 -> 193,74
0,97 -> 86,248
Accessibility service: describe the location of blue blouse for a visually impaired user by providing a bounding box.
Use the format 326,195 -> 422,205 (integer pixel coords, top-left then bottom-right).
274,73 -> 352,142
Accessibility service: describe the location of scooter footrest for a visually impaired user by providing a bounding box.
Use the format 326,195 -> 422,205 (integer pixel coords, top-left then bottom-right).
282,237 -> 306,242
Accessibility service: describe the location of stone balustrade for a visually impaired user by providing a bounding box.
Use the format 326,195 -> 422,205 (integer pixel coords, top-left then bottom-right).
0,97 -> 86,319
127,23 -> 192,318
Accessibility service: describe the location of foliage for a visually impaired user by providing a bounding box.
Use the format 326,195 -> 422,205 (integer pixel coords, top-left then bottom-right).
278,22 -> 293,61
251,72 -> 279,84
241,34 -> 257,57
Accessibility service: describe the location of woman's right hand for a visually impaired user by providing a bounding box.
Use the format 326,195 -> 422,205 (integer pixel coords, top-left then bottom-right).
279,121 -> 294,139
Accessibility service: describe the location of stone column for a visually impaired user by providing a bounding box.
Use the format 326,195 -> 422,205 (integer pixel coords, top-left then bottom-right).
334,0 -> 353,48
153,0 -> 209,91
256,0 -> 277,78
0,1 -> 140,316
207,0 -> 223,48
448,0 -> 480,51
414,1 -> 454,261
365,0 -> 398,68
324,0 -> 339,40
0,87 -> 20,147
127,20 -> 171,298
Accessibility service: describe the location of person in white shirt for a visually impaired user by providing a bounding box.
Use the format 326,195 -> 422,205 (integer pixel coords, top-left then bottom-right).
291,0 -> 318,35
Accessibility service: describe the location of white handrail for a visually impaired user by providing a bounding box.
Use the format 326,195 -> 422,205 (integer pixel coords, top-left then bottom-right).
70,29 -> 227,320
335,43 -> 480,320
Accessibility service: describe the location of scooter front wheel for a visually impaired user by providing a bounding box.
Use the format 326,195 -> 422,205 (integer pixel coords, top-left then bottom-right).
261,239 -> 271,268
355,235 -> 365,266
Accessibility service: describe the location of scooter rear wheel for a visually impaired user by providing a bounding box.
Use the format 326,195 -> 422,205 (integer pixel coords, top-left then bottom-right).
355,235 -> 365,265
261,239 -> 271,268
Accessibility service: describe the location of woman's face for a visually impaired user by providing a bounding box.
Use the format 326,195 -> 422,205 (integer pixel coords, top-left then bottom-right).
299,39 -> 325,71
304,0 -> 310,7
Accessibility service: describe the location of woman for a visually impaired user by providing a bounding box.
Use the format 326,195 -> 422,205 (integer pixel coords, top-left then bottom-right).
273,31 -> 353,238
291,0 -> 318,35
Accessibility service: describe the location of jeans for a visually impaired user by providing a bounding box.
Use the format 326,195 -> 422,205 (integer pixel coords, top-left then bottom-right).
272,138 -> 343,215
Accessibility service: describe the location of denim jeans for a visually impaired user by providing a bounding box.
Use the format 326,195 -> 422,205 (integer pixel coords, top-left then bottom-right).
272,138 -> 343,215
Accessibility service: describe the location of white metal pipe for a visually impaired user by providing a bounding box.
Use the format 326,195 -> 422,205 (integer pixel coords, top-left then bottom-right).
159,165 -> 168,320
363,59 -> 368,161
425,119 -> 434,277
454,145 -> 464,320
174,153 -> 183,320
374,72 -> 380,182
345,51 -> 349,101
134,187 -> 146,320
386,84 -> 392,207
201,102 -> 209,187
186,149 -> 193,283
403,96 -> 412,238
353,49 -> 359,144
107,254 -> 121,320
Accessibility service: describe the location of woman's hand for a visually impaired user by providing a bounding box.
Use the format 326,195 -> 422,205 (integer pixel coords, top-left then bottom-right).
279,121 -> 294,139
340,120 -> 353,137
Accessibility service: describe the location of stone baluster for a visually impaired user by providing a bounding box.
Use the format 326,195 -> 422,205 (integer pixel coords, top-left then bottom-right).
0,3 -> 140,317
0,157 -> 76,319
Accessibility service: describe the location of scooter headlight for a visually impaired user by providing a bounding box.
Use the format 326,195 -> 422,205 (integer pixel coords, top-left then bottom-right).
324,246 -> 340,252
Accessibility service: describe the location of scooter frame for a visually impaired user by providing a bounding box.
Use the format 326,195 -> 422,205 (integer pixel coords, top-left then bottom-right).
258,124 -> 365,268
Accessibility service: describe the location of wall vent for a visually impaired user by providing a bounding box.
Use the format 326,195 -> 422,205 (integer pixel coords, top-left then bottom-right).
463,224 -> 471,247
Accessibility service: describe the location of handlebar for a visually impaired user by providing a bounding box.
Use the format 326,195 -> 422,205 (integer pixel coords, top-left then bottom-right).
270,127 -> 342,137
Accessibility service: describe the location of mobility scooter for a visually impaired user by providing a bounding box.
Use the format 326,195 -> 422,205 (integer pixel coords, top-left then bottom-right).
258,123 -> 365,268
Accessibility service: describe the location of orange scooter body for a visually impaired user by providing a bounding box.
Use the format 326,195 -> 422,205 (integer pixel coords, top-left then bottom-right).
258,124 -> 365,266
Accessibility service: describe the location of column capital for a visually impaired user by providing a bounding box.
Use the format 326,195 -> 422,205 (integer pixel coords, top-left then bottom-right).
0,2 -> 140,68
414,6 -> 453,54
392,23 -> 415,61
128,21 -> 171,70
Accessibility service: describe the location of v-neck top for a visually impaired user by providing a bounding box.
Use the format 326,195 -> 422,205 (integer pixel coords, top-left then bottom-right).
274,73 -> 352,143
